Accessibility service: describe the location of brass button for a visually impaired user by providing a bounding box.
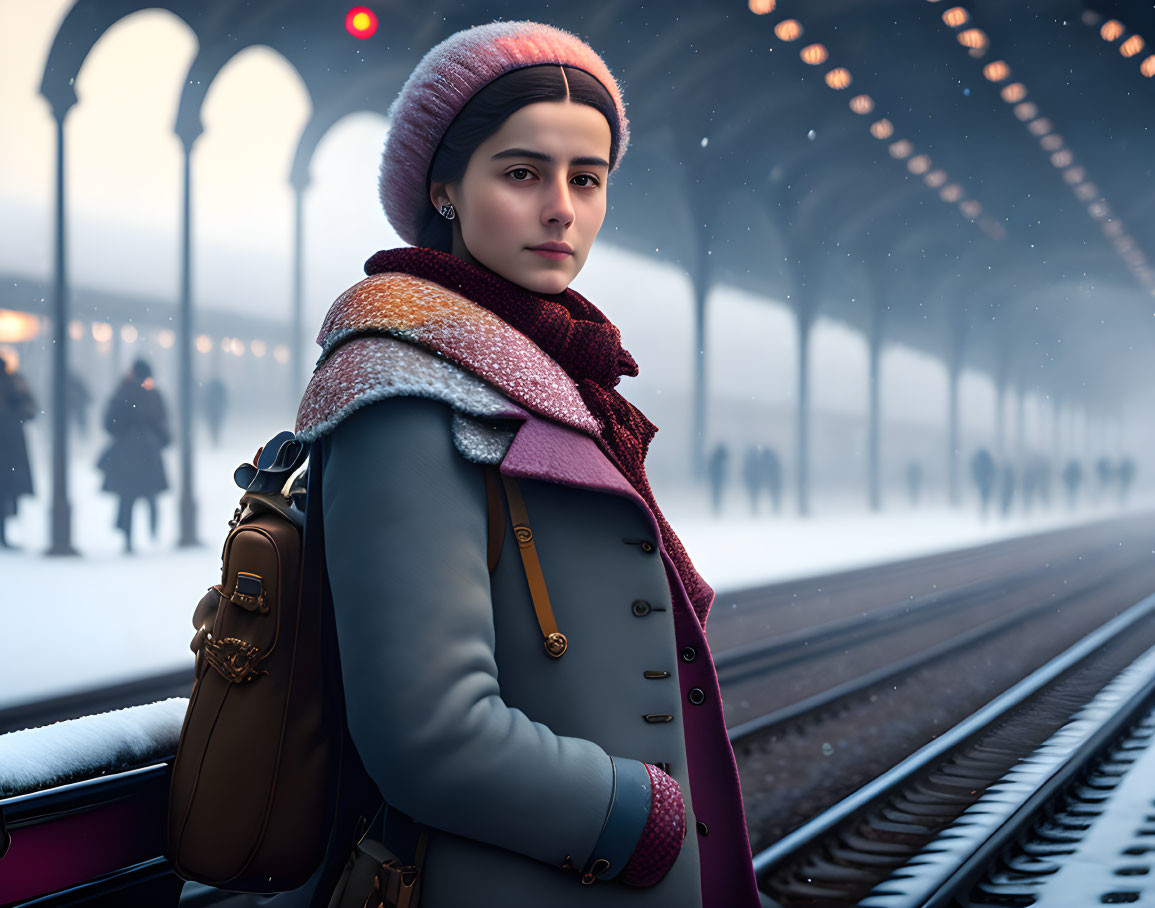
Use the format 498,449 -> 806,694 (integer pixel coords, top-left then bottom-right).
680,646 -> 697,663
688,688 -> 705,705
544,632 -> 568,658
632,599 -> 651,617
640,541 -> 655,553
696,821 -> 709,836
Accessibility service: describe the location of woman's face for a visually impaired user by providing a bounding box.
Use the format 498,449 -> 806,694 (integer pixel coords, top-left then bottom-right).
430,100 -> 612,295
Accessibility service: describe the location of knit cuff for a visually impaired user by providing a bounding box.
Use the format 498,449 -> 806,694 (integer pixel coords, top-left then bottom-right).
618,763 -> 685,887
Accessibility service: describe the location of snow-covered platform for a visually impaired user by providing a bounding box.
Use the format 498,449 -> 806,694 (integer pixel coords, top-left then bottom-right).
2,417 -> 1146,714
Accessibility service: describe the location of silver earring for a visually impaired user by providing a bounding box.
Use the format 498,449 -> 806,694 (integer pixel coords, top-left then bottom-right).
440,204 -> 456,220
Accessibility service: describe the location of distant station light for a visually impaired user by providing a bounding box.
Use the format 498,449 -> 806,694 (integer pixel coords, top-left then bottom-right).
1000,82 -> 1027,102
960,200 -> 982,218
195,334 -> 213,354
1051,149 -> 1073,168
849,94 -> 874,114
924,169 -> 948,187
942,7 -> 969,27
957,28 -> 987,49
888,139 -> 914,159
273,344 -> 291,364
1074,181 -> 1097,201
870,118 -> 894,139
907,154 -> 931,174
1142,55 -> 1155,77
800,43 -> 828,64
69,320 -> 84,341
940,184 -> 963,202
774,19 -> 802,41
1062,165 -> 1085,184
1014,102 -> 1039,121
1120,35 -> 1145,57
121,324 -> 138,344
1102,219 -> 1124,237
825,67 -> 852,89
345,6 -> 378,40
1026,116 -> 1052,134
1040,133 -> 1064,152
1082,10 -> 1102,27
1100,19 -> 1125,42
0,309 -> 39,343
983,60 -> 1010,81
157,329 -> 175,349
1088,200 -> 1110,220
250,339 -> 268,358
748,0 -> 776,14
91,321 -> 113,344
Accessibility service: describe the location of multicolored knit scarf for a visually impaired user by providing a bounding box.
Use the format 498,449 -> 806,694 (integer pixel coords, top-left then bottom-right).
363,246 -> 714,625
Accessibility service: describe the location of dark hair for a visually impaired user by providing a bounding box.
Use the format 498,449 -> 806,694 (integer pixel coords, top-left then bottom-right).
416,64 -> 620,253
132,358 -> 152,381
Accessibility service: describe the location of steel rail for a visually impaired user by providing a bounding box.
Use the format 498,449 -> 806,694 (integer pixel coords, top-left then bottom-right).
750,590 -> 1155,878
728,559 -> 1128,742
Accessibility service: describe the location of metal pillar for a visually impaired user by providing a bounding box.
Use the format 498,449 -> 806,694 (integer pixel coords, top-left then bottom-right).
795,301 -> 813,517
47,115 -> 78,556
867,299 -> 883,512
691,266 -> 708,479
177,145 -> 199,547
291,181 -> 306,407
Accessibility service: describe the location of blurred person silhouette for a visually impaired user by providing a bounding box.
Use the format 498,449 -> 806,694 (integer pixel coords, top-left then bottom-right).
1095,456 -> 1114,503
761,446 -> 783,515
66,370 -> 92,439
1062,459 -> 1083,510
97,358 -> 171,553
706,441 -> 729,516
970,447 -> 996,520
1118,457 -> 1136,506
905,460 -> 923,508
998,463 -> 1016,518
1021,460 -> 1038,515
0,352 -> 37,549
202,376 -> 228,447
742,444 -> 764,515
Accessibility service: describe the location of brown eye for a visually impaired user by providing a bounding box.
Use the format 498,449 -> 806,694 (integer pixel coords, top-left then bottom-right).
573,174 -> 600,188
508,168 -> 533,181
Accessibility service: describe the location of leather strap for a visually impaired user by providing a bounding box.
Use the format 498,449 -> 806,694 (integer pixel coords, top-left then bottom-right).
484,466 -> 504,574
500,474 -> 568,658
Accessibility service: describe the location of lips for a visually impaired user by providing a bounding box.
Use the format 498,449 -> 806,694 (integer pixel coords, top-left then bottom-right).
528,243 -> 573,254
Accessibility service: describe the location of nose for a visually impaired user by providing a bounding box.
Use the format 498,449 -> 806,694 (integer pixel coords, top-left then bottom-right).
542,174 -> 575,227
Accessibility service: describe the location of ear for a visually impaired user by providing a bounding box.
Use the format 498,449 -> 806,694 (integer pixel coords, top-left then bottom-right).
429,179 -> 453,212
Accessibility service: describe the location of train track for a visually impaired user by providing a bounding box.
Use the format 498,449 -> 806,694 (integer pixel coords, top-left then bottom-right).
751,591 -> 1155,906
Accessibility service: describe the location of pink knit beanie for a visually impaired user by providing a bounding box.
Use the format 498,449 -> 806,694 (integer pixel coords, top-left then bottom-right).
378,20 -> 630,246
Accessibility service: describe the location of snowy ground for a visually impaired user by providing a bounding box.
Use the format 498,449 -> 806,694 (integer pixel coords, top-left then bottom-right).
2,414 -> 1148,714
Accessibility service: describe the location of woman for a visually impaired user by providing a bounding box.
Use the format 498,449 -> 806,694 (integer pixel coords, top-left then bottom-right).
97,358 -> 170,552
0,352 -> 36,549
294,20 -> 761,907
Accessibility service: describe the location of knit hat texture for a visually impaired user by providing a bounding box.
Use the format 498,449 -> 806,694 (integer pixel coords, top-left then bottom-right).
379,20 -> 630,246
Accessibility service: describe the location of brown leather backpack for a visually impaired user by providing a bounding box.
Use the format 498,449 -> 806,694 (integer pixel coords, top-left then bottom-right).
166,427 -> 560,896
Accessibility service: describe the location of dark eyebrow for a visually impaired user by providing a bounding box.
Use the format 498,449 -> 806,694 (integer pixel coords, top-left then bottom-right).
491,148 -> 609,168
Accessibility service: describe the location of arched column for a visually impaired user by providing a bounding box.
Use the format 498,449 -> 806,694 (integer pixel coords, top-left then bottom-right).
795,295 -> 814,517
47,113 -> 78,556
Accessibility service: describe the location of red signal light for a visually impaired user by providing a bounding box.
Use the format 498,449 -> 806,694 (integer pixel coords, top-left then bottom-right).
346,7 -> 378,40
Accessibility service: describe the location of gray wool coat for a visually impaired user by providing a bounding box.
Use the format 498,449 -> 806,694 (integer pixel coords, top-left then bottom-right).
280,330 -> 760,908
320,389 -> 703,906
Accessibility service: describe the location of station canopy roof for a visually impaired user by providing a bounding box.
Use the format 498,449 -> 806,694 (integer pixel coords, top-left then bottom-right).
40,0 -> 1155,407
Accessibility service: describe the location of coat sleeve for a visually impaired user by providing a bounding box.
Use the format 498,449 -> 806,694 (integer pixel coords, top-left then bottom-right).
321,395 -> 648,873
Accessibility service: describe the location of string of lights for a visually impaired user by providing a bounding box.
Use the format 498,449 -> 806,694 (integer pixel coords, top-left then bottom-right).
749,0 -> 1004,241
930,2 -> 1155,295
